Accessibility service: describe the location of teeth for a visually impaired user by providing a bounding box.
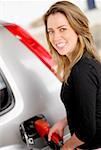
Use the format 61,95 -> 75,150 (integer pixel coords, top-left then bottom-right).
56,43 -> 65,48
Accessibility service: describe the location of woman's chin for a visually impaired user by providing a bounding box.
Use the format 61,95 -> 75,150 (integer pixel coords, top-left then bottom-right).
57,51 -> 67,56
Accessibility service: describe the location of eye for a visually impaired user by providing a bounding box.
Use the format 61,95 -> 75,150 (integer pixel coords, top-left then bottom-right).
60,28 -> 67,32
47,30 -> 54,35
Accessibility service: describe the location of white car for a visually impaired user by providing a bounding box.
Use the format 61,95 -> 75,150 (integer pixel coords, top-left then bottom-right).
0,21 -> 68,150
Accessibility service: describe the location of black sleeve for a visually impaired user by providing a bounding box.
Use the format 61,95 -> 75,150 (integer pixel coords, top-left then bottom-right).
71,62 -> 98,143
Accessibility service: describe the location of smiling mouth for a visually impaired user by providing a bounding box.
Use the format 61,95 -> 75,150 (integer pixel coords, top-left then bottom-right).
56,43 -> 66,49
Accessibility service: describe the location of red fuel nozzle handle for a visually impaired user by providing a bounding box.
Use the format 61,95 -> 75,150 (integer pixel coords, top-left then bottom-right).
34,119 -> 63,147
51,132 -> 63,147
34,119 -> 50,137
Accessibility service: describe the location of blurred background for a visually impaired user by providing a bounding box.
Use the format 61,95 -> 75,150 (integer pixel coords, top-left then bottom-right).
0,0 -> 101,55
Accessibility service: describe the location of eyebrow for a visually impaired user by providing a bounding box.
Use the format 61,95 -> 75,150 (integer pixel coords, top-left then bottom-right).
57,25 -> 67,29
47,25 -> 67,30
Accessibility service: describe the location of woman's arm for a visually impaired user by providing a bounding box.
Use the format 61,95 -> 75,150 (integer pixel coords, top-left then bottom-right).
70,62 -> 97,142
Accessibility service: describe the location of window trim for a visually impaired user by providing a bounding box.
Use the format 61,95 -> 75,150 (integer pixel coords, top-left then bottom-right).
0,68 -> 15,116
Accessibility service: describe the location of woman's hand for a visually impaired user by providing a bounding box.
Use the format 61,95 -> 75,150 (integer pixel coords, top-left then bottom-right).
48,117 -> 68,141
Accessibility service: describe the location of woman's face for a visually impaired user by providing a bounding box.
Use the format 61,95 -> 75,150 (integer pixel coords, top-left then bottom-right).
47,12 -> 78,56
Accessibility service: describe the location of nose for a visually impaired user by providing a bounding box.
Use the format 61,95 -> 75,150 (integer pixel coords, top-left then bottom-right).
53,31 -> 61,41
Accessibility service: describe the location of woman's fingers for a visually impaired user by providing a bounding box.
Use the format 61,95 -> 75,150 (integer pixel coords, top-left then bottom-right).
48,130 -> 52,141
59,130 -> 63,137
48,126 -> 58,141
48,128 -> 63,141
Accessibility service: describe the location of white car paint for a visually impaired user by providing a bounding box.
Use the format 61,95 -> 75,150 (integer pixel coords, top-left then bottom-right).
0,23 -> 67,150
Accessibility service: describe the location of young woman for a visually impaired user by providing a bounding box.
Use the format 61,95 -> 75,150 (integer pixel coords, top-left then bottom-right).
43,1 -> 101,149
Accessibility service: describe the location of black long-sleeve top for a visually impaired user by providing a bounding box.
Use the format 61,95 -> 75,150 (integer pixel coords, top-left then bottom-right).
61,52 -> 101,149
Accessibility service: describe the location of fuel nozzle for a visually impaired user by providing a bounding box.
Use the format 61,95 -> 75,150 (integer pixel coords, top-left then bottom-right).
34,119 -> 63,149
19,114 -> 63,150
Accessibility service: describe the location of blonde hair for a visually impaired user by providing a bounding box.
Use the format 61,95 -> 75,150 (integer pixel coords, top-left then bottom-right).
43,1 -> 100,82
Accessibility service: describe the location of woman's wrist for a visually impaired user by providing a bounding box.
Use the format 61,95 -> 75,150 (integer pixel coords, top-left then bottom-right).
62,117 -> 68,127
